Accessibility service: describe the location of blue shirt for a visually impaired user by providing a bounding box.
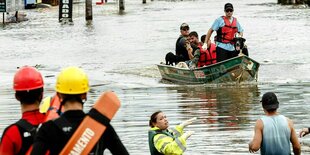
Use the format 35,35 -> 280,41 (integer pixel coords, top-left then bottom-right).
211,16 -> 243,51
260,115 -> 291,155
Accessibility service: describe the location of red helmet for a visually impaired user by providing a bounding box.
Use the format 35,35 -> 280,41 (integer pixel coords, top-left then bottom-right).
13,66 -> 44,91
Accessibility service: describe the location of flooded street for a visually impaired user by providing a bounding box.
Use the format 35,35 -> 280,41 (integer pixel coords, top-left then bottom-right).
1,0 -> 310,154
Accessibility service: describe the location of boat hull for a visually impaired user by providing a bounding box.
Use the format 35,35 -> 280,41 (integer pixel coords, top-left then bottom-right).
157,55 -> 260,84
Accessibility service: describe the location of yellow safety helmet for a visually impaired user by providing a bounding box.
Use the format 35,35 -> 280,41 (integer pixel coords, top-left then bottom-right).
55,66 -> 90,94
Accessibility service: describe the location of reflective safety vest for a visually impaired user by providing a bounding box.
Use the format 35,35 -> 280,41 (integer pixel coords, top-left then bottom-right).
148,126 -> 186,155
216,16 -> 238,44
197,43 -> 217,67
148,130 -> 171,155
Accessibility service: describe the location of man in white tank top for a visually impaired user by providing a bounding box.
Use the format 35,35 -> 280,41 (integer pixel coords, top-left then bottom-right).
248,92 -> 301,155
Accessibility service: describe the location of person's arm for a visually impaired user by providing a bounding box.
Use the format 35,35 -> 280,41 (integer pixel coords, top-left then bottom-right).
288,118 -> 301,155
249,119 -> 263,153
236,20 -> 243,37
153,132 -> 188,155
185,42 -> 194,60
153,124 -> 194,154
0,126 -> 21,155
204,18 -> 221,45
205,28 -> 214,46
300,128 -> 310,137
100,123 -> 129,155
190,49 -> 200,68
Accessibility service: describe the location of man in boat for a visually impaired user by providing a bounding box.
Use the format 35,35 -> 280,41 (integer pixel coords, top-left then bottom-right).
187,31 -> 216,69
203,3 -> 243,62
31,66 -> 129,155
0,66 -> 45,155
175,23 -> 192,62
248,92 -> 301,155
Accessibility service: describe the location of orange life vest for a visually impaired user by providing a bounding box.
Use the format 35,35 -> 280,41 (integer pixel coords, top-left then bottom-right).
197,43 -> 217,67
216,16 -> 238,44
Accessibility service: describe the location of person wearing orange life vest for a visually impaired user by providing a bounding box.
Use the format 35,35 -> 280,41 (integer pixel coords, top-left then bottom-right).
0,66 -> 45,155
187,32 -> 216,69
199,34 -> 217,67
148,111 -> 196,155
31,66 -> 129,155
203,3 -> 244,63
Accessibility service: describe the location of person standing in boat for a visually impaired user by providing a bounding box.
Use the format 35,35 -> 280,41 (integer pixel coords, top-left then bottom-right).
148,110 -> 195,155
186,31 -> 216,69
175,23 -> 192,62
0,66 -> 45,155
31,66 -> 129,155
248,92 -> 301,155
203,3 -> 243,62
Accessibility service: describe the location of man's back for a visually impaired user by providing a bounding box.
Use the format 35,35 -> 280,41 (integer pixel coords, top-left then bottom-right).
175,36 -> 189,61
32,110 -> 85,155
260,115 -> 291,155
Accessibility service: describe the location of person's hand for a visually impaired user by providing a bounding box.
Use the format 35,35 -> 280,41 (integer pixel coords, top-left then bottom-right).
248,141 -> 255,153
185,42 -> 191,50
180,117 -> 197,128
181,131 -> 195,140
202,43 -> 208,50
300,128 -> 309,137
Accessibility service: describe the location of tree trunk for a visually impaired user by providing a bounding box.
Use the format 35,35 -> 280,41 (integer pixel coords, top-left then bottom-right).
85,0 -> 92,21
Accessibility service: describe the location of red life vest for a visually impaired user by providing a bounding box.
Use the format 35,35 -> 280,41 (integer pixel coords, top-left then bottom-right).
216,16 -> 238,44
197,43 -> 217,67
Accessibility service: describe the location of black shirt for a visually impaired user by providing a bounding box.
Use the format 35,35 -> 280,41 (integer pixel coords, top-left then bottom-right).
175,36 -> 190,61
31,110 -> 129,155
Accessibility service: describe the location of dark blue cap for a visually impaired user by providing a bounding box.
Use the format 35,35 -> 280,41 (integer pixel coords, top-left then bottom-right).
224,3 -> 233,11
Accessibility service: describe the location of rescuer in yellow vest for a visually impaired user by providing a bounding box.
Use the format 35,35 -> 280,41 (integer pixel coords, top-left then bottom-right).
148,111 -> 196,155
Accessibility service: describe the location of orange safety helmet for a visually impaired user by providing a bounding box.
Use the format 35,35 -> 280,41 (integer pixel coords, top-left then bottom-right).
13,66 -> 44,91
